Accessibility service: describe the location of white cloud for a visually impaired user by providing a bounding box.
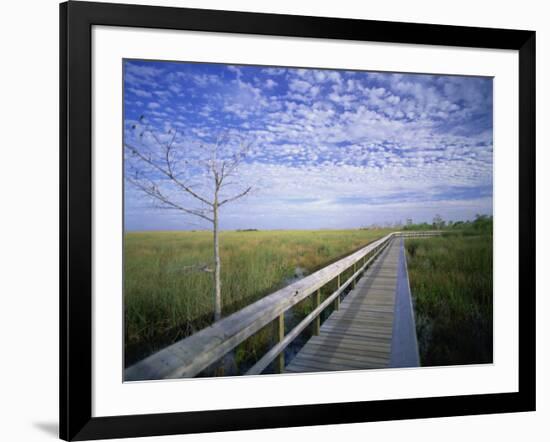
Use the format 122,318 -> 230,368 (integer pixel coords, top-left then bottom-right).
262,67 -> 286,76
265,79 -> 278,89
289,79 -> 311,93
128,87 -> 152,98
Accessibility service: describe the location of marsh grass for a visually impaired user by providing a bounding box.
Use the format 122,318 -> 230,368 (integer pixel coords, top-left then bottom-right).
125,228 -> 391,368
406,230 -> 493,366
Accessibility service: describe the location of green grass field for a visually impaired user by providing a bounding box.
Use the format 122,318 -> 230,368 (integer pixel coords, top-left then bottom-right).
124,228 -> 392,367
405,229 -> 493,366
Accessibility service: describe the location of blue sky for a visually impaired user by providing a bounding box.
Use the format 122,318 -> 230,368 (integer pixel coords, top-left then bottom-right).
124,59 -> 493,231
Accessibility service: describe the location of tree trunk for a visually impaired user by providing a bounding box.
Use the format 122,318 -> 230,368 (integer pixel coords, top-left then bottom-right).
213,197 -> 221,322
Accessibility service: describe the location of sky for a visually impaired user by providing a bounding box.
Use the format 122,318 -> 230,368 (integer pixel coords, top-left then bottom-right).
123,59 -> 493,231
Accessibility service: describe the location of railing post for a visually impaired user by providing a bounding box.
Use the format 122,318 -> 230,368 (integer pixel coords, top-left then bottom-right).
276,313 -> 285,373
352,262 -> 357,288
313,289 -> 321,335
335,274 -> 341,310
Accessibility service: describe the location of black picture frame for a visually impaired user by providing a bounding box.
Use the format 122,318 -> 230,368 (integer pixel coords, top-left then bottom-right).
60,1 -> 536,440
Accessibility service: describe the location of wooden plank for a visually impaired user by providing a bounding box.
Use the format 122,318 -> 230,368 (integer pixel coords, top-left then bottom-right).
335,311 -> 394,321
275,313 -> 284,373
286,353 -> 387,372
335,274 -> 341,310
355,287 -> 396,295
345,305 -> 395,313
302,340 -> 391,359
317,329 -> 393,344
322,315 -> 394,326
298,348 -> 390,366
338,305 -> 395,313
287,357 -> 368,372
287,352 -> 389,372
337,308 -> 394,317
340,307 -> 395,316
337,301 -> 395,312
319,329 -> 392,340
310,333 -> 392,348
342,308 -> 394,316
307,340 -> 391,354
287,356 -> 346,370
324,326 -> 393,336
290,352 -> 386,370
322,320 -> 393,332
344,304 -> 395,312
313,330 -> 393,345
330,308 -> 394,317
313,289 -> 320,335
320,323 -> 393,335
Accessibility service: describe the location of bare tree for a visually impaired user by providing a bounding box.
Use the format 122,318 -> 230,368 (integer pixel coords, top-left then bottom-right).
432,214 -> 444,230
125,116 -> 253,322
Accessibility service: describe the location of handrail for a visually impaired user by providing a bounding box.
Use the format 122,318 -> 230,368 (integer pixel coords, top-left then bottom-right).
395,230 -> 442,237
124,230 -> 441,380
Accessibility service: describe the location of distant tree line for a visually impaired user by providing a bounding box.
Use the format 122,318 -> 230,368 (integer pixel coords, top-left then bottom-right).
402,214 -> 493,233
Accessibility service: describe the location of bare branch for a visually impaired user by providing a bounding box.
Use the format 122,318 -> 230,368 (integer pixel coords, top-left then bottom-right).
126,176 -> 214,223
218,186 -> 252,206
125,142 -> 213,207
170,262 -> 215,274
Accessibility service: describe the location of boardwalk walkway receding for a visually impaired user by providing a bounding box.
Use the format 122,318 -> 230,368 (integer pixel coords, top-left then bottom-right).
285,238 -> 415,373
125,232 -> 434,381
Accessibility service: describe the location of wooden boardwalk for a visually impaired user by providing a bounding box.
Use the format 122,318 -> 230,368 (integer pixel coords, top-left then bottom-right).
126,232 -> 429,381
285,239 -> 401,373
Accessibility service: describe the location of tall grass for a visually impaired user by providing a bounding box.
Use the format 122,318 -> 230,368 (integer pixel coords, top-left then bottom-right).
125,228 -> 391,367
405,231 -> 493,366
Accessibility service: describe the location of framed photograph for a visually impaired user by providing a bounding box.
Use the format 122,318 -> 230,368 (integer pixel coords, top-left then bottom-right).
60,1 -> 535,440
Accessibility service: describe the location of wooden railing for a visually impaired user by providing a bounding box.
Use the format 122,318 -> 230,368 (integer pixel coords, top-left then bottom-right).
125,230 -> 441,381
396,230 -> 443,238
